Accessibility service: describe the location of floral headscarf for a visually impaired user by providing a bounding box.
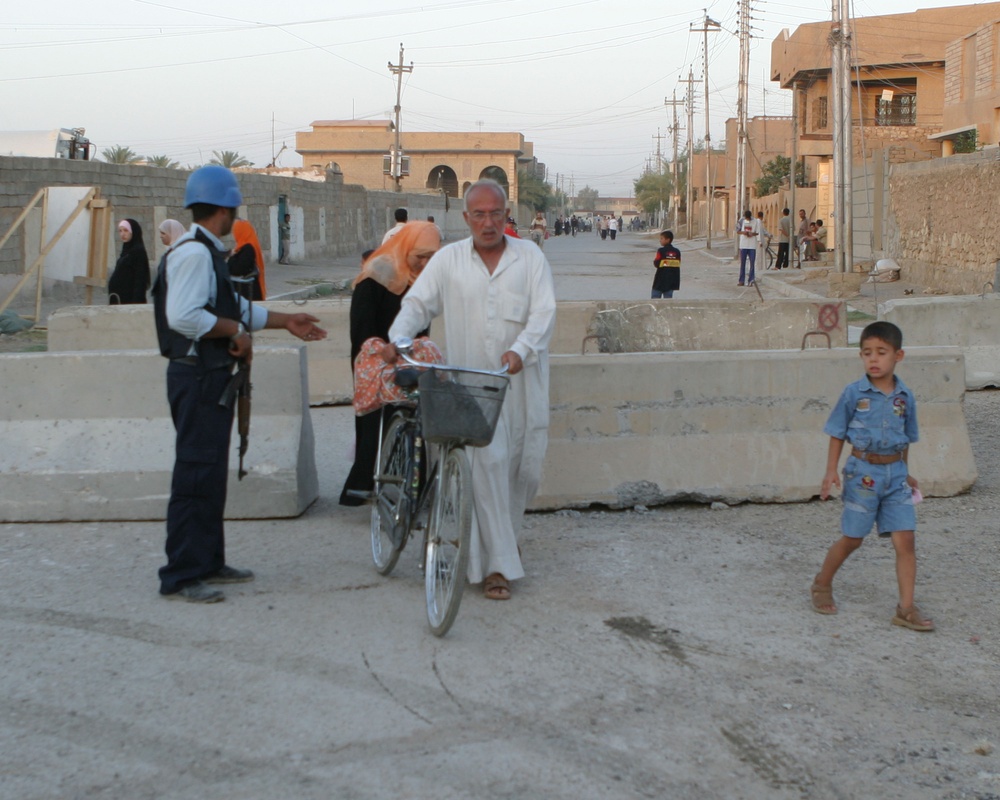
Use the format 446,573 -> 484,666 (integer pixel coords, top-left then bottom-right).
352,221 -> 441,295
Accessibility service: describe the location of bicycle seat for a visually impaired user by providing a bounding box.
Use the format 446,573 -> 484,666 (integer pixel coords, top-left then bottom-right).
394,367 -> 420,389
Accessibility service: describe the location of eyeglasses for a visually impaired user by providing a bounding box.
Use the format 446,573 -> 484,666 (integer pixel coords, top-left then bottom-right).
467,210 -> 506,223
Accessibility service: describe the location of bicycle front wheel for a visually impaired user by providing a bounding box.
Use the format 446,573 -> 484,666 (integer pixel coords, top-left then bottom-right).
371,413 -> 412,576
425,446 -> 472,637
766,247 -> 775,270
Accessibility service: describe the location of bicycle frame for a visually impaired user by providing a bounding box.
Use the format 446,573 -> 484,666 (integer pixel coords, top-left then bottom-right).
373,403 -> 444,564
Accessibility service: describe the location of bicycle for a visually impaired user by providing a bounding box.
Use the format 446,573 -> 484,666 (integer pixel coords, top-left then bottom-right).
370,337 -> 510,636
763,236 -> 776,270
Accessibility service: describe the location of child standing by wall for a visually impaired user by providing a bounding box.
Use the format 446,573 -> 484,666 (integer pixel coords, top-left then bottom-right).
651,230 -> 681,299
811,321 -> 933,631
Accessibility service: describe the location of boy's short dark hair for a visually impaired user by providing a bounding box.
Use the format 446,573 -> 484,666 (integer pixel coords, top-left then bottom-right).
860,321 -> 903,350
394,208 -> 408,223
660,230 -> 673,240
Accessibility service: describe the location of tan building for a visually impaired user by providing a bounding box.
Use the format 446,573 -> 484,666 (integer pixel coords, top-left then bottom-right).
724,115 -> 794,203
939,17 -> 1000,152
295,120 -> 539,205
770,2 -> 1000,179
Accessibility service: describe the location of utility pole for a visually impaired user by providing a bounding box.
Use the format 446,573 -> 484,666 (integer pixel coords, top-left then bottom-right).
652,128 -> 666,226
665,92 -> 684,234
831,0 -> 853,272
735,0 -> 751,234
680,70 -> 698,240
387,43 -> 413,193
790,80 -> 801,267
692,12 -> 721,248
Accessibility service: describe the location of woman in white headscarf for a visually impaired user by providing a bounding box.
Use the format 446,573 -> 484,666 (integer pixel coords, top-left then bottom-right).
158,219 -> 186,247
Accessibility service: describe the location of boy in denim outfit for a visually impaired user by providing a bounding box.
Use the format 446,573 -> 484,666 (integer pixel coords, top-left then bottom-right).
811,321 -> 934,631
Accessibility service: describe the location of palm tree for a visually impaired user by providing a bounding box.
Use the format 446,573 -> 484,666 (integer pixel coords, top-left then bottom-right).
209,150 -> 253,169
146,154 -> 180,169
101,145 -> 142,165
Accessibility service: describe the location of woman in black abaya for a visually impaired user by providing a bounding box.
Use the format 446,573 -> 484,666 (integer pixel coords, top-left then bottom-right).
108,218 -> 150,304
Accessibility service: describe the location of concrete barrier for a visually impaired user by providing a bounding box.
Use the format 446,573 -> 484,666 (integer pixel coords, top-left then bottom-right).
882,294 -> 1000,389
0,347 -> 318,522
47,300 -> 356,406
533,346 -> 976,509
583,299 -> 848,353
48,299 -> 849,407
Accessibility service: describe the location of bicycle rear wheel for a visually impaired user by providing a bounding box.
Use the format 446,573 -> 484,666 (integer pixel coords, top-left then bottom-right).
424,446 -> 472,637
371,413 -> 412,575
766,246 -> 775,270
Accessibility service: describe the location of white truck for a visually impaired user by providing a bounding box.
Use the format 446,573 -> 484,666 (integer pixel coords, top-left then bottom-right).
0,128 -> 94,160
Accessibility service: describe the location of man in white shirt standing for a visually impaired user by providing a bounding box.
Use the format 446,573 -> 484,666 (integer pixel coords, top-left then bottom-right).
737,209 -> 761,286
384,179 -> 556,601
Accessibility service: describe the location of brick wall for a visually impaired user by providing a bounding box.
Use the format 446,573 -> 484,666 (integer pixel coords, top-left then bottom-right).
886,148 -> 1000,293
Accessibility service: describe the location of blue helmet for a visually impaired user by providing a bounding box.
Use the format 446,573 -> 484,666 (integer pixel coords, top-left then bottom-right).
184,165 -> 243,209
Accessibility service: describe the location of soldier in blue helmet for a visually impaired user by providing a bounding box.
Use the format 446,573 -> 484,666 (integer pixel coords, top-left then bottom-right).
152,165 -> 327,603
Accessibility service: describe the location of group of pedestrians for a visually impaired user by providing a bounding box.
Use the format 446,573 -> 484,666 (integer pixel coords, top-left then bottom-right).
772,207 -> 828,270
108,212 -> 269,306
143,168 -> 933,634
596,215 -> 623,241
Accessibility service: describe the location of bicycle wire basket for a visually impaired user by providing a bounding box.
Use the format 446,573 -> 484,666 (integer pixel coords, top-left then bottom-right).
417,367 -> 510,447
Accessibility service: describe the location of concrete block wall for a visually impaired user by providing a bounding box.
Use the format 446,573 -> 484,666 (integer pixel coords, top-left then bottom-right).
0,155 -> 467,304
534,347 -> 976,510
0,347 -> 318,522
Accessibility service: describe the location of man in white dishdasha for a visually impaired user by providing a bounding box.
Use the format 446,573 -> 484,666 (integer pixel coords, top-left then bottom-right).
383,179 -> 556,601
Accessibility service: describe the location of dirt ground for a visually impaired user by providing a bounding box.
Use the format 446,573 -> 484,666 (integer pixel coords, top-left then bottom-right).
2,390 -> 999,799
2,236 -> 999,798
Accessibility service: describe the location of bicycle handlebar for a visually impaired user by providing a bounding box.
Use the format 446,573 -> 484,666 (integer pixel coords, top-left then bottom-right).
392,336 -> 510,377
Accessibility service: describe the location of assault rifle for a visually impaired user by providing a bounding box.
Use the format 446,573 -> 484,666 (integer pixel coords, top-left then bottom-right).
219,269 -> 259,480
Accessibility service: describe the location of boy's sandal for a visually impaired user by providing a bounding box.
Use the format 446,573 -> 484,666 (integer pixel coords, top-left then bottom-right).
810,582 -> 837,615
892,604 -> 935,632
483,573 -> 511,601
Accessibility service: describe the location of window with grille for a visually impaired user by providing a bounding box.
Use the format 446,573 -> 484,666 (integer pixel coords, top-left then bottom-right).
876,94 -> 916,126
814,97 -> 829,129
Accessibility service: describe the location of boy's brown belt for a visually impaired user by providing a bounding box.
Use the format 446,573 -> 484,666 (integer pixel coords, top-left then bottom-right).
851,448 -> 903,465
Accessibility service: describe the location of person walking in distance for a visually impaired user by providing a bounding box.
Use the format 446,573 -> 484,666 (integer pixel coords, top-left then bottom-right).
383,179 -> 556,601
528,210 -> 546,249
152,166 -> 327,603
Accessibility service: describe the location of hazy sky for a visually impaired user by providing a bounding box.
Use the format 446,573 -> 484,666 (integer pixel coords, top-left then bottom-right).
1,0 -> 985,196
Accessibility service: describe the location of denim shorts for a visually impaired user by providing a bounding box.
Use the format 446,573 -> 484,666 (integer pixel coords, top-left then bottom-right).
840,455 -> 916,537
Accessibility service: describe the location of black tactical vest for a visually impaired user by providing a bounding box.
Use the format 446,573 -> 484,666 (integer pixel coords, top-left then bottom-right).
152,228 -> 242,371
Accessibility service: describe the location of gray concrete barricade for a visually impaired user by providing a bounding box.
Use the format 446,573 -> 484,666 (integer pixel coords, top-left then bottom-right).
0,346 -> 318,522
882,294 -> 1000,389
583,299 -> 848,353
47,301 -> 355,405
49,299 -> 851,408
533,346 -> 976,510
